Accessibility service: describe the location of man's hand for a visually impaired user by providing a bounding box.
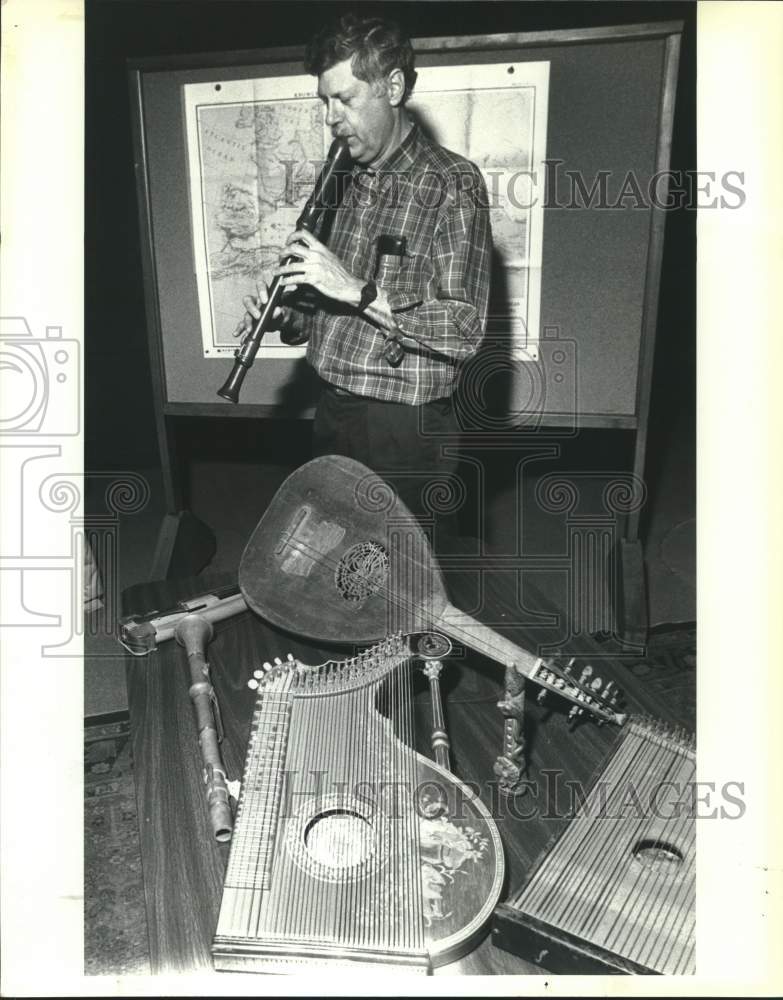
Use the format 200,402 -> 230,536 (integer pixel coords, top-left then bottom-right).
273,230 -> 363,307
234,273 -> 287,339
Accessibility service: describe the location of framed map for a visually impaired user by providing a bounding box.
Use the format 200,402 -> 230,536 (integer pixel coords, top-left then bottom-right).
183,61 -> 549,360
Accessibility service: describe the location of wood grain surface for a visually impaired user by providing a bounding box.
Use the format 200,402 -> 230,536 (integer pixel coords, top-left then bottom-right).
124,549 -> 682,977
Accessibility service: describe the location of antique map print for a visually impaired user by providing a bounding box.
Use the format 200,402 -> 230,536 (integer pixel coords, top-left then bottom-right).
184,63 -> 548,359
184,76 -> 331,358
408,61 -> 549,359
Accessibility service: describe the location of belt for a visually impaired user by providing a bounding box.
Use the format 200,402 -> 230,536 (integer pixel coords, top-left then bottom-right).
323,380 -> 453,407
323,380 -> 356,398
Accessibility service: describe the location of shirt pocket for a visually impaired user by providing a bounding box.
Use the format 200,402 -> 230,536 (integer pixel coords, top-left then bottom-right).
377,252 -> 434,314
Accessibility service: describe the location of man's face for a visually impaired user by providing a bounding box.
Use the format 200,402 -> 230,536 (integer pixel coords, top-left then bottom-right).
317,58 -> 397,166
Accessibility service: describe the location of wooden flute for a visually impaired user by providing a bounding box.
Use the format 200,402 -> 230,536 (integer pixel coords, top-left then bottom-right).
216,136 -> 352,403
175,613 -> 234,843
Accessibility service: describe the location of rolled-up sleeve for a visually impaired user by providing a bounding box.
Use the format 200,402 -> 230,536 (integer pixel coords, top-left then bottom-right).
385,167 -> 492,361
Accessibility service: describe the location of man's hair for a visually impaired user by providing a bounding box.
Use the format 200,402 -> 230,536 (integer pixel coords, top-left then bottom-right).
304,14 -> 418,104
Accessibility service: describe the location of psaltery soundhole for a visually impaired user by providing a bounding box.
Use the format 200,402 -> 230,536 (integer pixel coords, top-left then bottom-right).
304,809 -> 374,868
632,837 -> 685,873
286,793 -> 387,884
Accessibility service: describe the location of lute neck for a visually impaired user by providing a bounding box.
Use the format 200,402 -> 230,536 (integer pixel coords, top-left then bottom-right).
433,602 -> 540,676
431,602 -> 624,727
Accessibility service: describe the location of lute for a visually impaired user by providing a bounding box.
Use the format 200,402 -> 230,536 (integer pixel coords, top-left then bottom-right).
238,455 -> 626,728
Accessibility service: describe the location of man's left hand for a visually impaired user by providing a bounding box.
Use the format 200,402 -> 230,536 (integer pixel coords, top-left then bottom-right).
274,230 -> 362,307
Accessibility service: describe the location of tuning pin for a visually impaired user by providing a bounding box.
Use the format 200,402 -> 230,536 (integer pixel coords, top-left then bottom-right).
537,688 -> 548,705
567,705 -> 586,730
253,668 -> 263,679
563,657 -> 576,675
274,657 -> 282,666
263,661 -> 272,672
603,680 -> 617,701
247,677 -> 259,690
578,665 -> 594,685
590,677 -> 603,692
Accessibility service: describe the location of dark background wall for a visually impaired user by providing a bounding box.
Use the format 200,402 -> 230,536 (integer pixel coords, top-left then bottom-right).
85,0 -> 696,480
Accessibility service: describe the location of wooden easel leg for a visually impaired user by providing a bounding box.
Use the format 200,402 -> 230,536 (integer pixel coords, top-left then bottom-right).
148,413 -> 217,581
150,510 -> 216,581
616,537 -> 648,646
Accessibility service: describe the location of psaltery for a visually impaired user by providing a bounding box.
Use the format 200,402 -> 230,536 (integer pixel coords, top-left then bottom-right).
493,718 -> 695,975
212,632 -> 504,973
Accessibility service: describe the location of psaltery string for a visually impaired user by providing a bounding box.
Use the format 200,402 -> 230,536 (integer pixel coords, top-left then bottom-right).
401,655 -> 417,951
654,768 -> 696,975
391,651 -> 400,951
387,633 -> 400,950
574,728 -> 683,944
358,656 -> 372,951
250,682 -> 288,939
400,525 -> 426,952
242,683 -> 290,935
328,660 -> 344,946
523,721 -> 694,973
568,726 -> 676,936
373,653 -> 387,952
274,679 -> 302,944
621,740 -> 695,970
380,660 -> 389,952
606,767 -> 692,968
598,730 -> 693,961
667,857 -> 696,975
388,655 -> 397,950
627,796 -> 694,971
304,667 -> 321,942
523,723 -> 655,927
516,721 -> 694,973
521,722 -> 649,916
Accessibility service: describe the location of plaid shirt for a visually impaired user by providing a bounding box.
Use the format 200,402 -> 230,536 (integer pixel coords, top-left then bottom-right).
299,124 -> 492,405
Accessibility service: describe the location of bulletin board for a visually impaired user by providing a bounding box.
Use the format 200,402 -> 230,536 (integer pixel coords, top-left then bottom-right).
129,22 -> 682,430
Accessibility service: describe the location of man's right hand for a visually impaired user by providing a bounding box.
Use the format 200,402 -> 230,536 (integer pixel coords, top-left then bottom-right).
234,274 -> 286,339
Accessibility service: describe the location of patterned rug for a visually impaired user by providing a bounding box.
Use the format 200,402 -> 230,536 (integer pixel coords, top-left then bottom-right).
84,712 -> 150,977
593,621 -> 697,732
83,623 -> 695,974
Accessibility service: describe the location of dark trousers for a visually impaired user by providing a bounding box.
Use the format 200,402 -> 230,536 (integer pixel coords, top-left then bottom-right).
312,384 -> 462,535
